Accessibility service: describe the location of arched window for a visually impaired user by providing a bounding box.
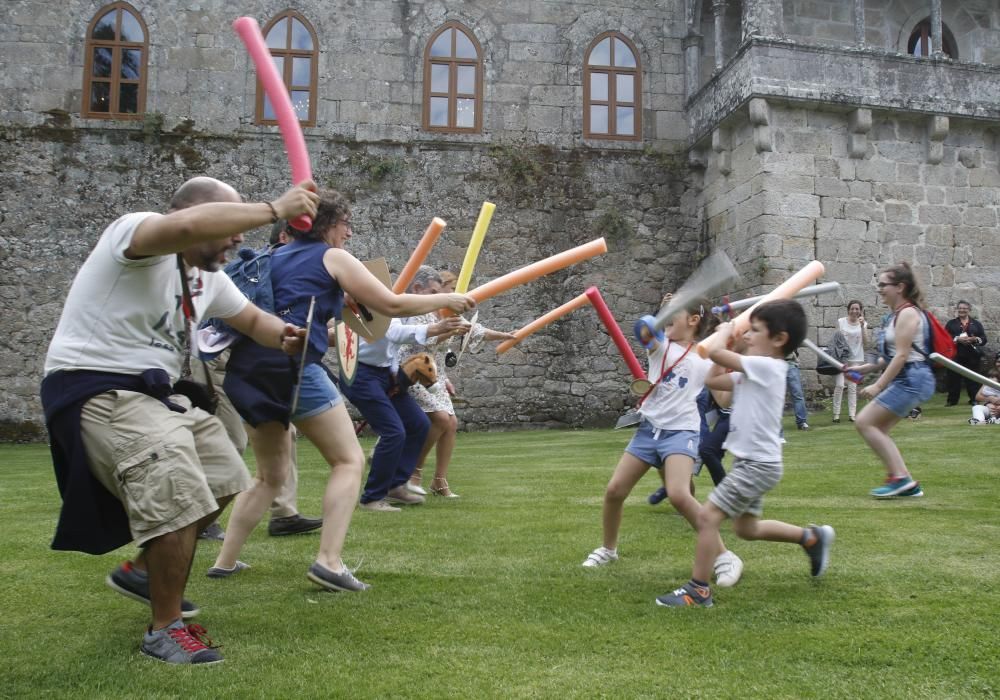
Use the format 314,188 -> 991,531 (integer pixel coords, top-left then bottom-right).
422,22 -> 483,133
256,10 -> 319,126
908,19 -> 957,59
584,32 -> 641,141
82,2 -> 148,119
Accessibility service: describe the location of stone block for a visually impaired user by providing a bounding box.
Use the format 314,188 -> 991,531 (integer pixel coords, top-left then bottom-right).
844,199 -> 884,222
884,202 -> 914,223
918,205 -> 962,225
855,158 -> 896,183
747,215 -> 815,239
750,172 -> 815,195
815,177 -> 849,197
820,197 -> 845,218
963,207 -> 998,227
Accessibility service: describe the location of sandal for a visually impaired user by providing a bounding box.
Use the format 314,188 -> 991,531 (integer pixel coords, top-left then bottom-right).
430,477 -> 460,499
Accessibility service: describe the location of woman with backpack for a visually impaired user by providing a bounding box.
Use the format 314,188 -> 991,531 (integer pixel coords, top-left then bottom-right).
831,300 -> 869,423
855,262 -> 934,499
214,189 -> 475,591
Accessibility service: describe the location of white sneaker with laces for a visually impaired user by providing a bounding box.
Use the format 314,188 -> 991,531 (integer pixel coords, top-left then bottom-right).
713,550 -> 744,587
582,546 -> 618,568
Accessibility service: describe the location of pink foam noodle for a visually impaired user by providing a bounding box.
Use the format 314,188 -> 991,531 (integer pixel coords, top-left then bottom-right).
584,286 -> 645,380
697,260 -> 826,358
233,16 -> 313,231
393,218 -> 446,293
496,293 -> 590,354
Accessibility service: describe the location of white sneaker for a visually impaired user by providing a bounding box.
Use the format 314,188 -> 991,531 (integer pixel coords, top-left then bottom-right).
582,546 -> 618,568
359,499 -> 401,513
713,550 -> 744,587
405,482 -> 428,496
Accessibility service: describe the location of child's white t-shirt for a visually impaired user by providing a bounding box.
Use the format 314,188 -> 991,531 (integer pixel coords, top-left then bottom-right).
639,340 -> 713,431
723,355 -> 788,462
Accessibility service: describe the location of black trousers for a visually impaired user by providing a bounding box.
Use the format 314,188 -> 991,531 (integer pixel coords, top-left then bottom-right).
946,355 -> 982,404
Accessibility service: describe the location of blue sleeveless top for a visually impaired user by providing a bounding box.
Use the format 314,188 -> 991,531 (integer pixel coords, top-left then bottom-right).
271,239 -> 343,365
223,239 -> 342,427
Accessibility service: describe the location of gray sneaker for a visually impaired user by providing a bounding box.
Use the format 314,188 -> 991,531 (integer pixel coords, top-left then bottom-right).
307,561 -> 371,592
141,619 -> 223,665
106,561 -> 199,619
804,525 -> 835,577
206,561 -> 250,579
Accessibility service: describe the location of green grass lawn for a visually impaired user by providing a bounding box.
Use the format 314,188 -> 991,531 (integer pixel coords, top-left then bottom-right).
1,405 -> 997,698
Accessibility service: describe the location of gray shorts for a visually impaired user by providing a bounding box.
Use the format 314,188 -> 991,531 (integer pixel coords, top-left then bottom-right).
708,457 -> 783,518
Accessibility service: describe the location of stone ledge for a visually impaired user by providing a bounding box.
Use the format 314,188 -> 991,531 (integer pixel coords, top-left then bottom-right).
687,38 -> 1000,144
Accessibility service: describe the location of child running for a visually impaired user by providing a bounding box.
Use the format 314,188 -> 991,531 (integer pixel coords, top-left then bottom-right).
656,299 -> 834,608
582,297 -> 743,589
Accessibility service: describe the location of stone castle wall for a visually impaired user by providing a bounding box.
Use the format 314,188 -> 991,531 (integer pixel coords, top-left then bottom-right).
697,97 -> 1000,388
0,121 -> 699,438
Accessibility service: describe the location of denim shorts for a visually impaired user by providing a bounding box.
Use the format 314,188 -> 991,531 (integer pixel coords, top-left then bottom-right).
625,421 -> 699,467
874,362 -> 935,417
293,362 -> 344,421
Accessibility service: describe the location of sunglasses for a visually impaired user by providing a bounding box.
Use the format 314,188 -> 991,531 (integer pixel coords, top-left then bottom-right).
875,281 -> 898,289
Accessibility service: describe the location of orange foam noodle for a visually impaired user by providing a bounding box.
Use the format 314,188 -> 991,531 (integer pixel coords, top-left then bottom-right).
496,294 -> 591,354
393,218 -> 446,293
445,238 -> 608,315
697,260 -> 825,358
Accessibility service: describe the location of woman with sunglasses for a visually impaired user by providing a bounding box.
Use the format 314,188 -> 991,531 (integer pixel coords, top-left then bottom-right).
855,262 -> 934,499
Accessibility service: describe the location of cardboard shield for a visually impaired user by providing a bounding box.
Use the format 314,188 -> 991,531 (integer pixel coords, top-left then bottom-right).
343,258 -> 392,341
336,320 -> 359,386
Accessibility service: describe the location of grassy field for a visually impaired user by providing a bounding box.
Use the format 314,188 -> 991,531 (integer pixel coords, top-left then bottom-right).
1,405 -> 997,699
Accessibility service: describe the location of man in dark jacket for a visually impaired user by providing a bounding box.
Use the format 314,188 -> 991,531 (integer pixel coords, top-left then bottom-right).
944,300 -> 987,406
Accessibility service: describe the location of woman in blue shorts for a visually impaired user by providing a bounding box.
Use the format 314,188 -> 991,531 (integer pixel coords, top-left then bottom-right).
856,262 -> 934,499
213,190 -> 474,591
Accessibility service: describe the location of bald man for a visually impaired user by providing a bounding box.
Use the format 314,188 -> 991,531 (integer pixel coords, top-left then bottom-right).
41,177 -> 318,665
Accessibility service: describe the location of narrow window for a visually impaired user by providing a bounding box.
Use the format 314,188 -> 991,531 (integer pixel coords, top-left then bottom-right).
422,22 -> 483,133
907,19 -> 957,59
584,33 -> 641,141
82,2 -> 148,119
256,10 -> 319,126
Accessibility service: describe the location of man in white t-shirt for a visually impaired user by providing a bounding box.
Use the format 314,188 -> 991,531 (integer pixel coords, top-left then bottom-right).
41,177 -> 318,665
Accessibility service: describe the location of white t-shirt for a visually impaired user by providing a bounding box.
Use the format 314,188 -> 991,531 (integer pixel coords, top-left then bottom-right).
44,212 -> 248,382
837,317 -> 865,362
723,355 -> 788,463
639,340 -> 713,431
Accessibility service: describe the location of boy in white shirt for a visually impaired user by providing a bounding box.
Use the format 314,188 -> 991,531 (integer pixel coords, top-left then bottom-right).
656,299 -> 834,608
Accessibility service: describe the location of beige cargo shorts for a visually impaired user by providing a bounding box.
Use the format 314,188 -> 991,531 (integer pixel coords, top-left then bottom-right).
80,390 -> 252,546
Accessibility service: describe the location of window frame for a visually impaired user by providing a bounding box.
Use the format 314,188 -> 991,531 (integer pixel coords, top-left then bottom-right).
255,9 -> 319,127
422,21 -> 484,134
907,19 -> 957,59
583,32 -> 642,142
81,1 -> 148,120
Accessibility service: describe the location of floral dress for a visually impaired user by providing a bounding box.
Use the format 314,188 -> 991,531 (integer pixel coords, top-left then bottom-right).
396,312 -> 487,415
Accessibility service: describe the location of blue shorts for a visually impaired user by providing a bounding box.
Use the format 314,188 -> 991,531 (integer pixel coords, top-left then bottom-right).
292,362 -> 343,421
874,362 -> 935,417
625,421 -> 699,467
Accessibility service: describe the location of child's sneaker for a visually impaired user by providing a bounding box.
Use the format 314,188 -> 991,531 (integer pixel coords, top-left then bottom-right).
897,483 -> 924,498
655,582 -> 713,607
804,524 -> 835,577
581,546 -> 618,568
713,550 -> 744,587
647,487 -> 667,505
141,619 -> 223,665
870,476 -> 917,498
106,561 -> 199,619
